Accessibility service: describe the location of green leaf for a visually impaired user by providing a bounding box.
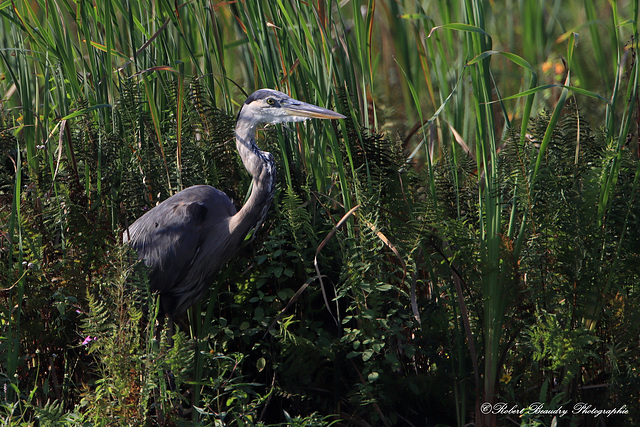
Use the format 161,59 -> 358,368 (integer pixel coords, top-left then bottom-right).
398,13 -> 430,20
467,50 -> 535,73
498,85 -> 609,104
376,284 -> 394,292
428,23 -> 492,39
60,104 -> 112,120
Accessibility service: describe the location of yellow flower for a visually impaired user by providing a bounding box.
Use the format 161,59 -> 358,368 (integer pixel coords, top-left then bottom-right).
500,372 -> 512,384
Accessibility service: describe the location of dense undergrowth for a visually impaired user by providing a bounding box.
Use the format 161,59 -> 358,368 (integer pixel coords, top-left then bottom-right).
1,1 -> 639,426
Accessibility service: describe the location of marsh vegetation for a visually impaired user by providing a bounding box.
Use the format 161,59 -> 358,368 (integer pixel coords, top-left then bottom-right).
1,1 -> 639,425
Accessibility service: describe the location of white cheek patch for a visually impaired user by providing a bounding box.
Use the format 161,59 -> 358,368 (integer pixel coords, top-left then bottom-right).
272,115 -> 309,124
264,108 -> 310,124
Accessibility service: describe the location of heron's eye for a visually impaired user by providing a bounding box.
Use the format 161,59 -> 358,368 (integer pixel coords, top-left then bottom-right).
266,98 -> 275,106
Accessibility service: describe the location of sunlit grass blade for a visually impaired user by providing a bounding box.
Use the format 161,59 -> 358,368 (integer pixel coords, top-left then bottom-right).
531,33 -> 577,186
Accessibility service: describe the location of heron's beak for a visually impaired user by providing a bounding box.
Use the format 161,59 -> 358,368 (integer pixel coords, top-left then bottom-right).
283,100 -> 346,120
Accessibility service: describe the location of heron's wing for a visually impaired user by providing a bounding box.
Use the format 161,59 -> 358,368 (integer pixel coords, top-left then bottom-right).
123,185 -> 236,294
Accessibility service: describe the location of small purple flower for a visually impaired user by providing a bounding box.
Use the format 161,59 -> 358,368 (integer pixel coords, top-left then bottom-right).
82,336 -> 95,345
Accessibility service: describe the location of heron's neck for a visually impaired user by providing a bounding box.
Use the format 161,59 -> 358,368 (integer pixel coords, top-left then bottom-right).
230,119 -> 276,239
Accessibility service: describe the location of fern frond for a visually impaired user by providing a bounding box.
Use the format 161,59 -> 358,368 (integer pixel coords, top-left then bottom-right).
281,185 -> 316,252
33,399 -> 66,425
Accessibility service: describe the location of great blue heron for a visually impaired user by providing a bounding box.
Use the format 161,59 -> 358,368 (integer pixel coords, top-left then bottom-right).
123,89 -> 345,318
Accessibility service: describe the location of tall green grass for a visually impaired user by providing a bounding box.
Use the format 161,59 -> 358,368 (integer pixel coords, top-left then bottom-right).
1,0 -> 639,425
396,1 -> 638,426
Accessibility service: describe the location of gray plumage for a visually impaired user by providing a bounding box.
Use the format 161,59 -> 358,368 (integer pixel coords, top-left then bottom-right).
123,89 -> 345,318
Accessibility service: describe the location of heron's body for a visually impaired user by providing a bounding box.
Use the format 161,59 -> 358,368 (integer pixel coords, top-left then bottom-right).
124,89 -> 344,317
124,186 -> 236,316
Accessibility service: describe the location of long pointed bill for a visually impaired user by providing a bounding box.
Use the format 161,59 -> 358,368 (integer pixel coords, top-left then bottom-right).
283,101 -> 346,120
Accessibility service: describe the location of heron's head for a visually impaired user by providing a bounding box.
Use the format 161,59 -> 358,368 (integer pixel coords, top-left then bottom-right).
238,89 -> 345,126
